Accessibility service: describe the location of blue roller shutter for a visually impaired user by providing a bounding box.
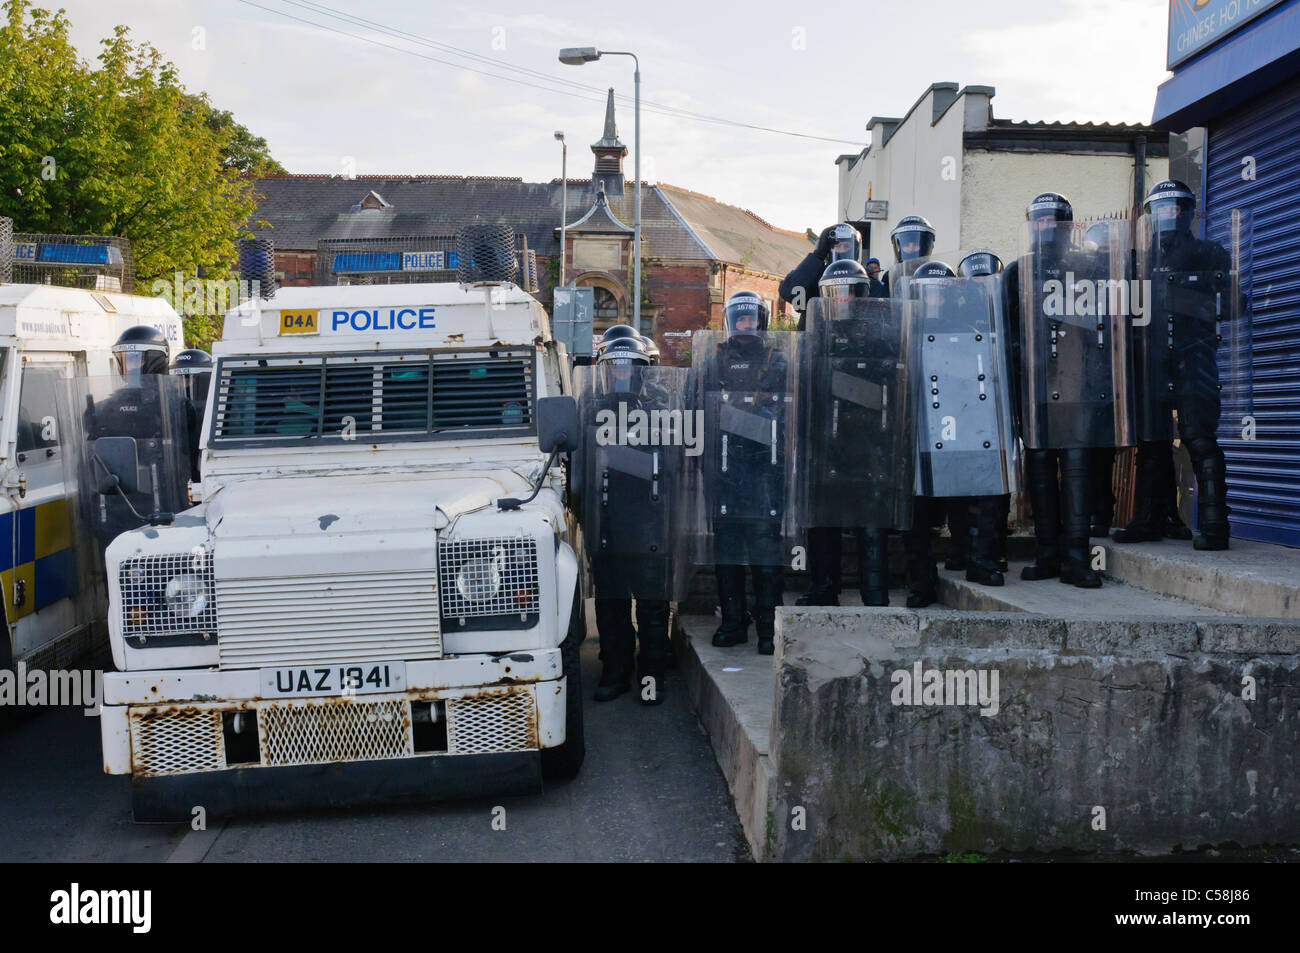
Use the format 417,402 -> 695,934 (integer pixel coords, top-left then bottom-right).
1205,75 -> 1300,547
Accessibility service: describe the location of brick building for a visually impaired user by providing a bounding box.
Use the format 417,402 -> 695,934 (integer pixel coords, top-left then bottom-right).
248,90 -> 810,365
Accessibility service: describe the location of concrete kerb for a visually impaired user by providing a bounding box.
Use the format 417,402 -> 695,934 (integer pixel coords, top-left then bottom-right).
755,606 -> 1300,861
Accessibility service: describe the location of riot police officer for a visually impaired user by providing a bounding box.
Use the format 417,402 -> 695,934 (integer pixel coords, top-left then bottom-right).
780,223 -> 883,328
693,291 -> 792,655
955,249 -> 1014,577
84,326 -> 182,564
575,336 -> 679,703
1005,193 -> 1130,587
170,347 -> 211,483
800,259 -> 908,607
885,216 -> 937,293
1118,180 -> 1239,550
594,323 -> 640,358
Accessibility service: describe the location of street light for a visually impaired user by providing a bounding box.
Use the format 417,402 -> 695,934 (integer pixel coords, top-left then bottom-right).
559,46 -> 641,331
554,131 -> 566,287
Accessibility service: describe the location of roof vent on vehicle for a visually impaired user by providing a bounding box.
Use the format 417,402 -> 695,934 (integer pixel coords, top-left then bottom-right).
238,238 -> 279,299
0,217 -> 12,284
456,224 -> 518,286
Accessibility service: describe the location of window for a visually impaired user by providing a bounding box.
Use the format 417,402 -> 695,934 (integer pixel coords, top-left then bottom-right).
16,365 -> 67,454
591,287 -> 620,330
212,350 -> 535,446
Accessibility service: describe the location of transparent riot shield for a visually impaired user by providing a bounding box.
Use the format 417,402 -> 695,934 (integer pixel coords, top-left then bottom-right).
67,375 -> 193,574
1017,219 -> 1136,448
1136,210 -> 1252,443
572,364 -> 693,601
800,295 -> 913,530
685,330 -> 800,569
895,270 -> 1018,498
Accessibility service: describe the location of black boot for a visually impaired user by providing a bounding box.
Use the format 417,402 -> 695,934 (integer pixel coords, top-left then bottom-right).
858,528 -> 890,606
996,494 -> 1011,573
1021,450 -> 1062,580
1113,442 -> 1166,543
1059,448 -> 1102,588
966,497 -> 1005,587
1188,437 -> 1230,550
904,503 -> 939,608
1090,448 -> 1115,538
711,564 -> 750,647
635,598 -> 671,704
1160,445 -> 1194,540
751,565 -> 784,655
945,498 -> 970,570
593,595 -> 634,701
797,526 -> 841,606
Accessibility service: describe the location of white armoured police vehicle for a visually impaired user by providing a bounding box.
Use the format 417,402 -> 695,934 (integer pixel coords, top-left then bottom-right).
0,236 -> 183,675
98,275 -> 587,820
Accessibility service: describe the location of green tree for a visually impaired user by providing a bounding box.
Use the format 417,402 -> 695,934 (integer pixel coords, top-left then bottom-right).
0,0 -> 275,304
198,102 -> 287,177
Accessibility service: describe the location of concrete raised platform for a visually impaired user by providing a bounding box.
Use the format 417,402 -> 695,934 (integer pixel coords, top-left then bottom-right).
1101,537 -> 1300,619
679,604 -> 1300,861
938,562 -> 1225,616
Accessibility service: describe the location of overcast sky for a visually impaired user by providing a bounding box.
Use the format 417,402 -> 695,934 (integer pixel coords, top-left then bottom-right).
58,0 -> 1173,233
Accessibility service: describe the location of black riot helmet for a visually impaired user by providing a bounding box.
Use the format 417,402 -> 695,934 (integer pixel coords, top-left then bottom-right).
957,249 -> 1003,278
829,223 -> 862,263
889,215 -> 936,263
170,348 -> 213,404
597,336 -> 651,393
1026,192 -> 1074,251
909,260 -> 956,304
818,258 -> 870,302
112,325 -> 170,384
595,323 -> 640,356
723,291 -> 769,339
1144,179 -> 1196,236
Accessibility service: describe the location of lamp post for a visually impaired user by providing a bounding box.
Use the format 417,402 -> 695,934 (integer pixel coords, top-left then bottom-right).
559,46 -> 640,331
554,130 -> 567,287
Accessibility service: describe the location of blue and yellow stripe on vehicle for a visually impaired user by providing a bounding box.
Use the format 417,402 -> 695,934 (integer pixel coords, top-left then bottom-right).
0,499 -> 77,622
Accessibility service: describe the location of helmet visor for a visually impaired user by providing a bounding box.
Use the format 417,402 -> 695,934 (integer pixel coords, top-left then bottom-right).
724,299 -> 767,337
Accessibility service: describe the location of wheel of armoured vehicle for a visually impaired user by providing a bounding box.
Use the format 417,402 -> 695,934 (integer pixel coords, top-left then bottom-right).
541,588 -> 586,780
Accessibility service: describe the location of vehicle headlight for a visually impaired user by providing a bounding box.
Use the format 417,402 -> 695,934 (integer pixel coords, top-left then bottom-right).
455,556 -> 502,603
164,573 -> 209,618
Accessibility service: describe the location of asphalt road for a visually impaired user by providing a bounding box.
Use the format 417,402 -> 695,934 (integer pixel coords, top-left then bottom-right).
0,639 -> 749,862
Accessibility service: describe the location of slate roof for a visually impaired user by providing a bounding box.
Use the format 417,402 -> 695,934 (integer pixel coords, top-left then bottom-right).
249,175 -> 810,278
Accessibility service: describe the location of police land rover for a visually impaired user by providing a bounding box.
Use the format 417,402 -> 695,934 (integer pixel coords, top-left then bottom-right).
98,267 -> 587,820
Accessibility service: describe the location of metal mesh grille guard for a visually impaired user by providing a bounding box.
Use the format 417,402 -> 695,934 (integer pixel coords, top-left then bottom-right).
438,535 -> 540,621
120,552 -> 218,638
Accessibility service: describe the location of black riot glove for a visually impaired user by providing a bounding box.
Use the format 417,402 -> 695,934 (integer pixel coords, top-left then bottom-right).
814,225 -> 837,262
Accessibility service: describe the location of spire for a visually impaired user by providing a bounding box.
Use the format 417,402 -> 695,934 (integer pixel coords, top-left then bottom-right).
591,87 -> 627,197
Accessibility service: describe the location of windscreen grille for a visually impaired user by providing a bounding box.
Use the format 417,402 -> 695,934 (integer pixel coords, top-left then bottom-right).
211,349 -> 534,446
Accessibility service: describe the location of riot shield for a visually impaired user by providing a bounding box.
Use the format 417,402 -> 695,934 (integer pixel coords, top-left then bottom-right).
800,295 -> 913,530
572,364 -> 692,601
896,270 -> 1018,498
1017,219 -> 1136,448
686,330 -> 800,569
66,375 -> 193,574
1136,210 -> 1252,443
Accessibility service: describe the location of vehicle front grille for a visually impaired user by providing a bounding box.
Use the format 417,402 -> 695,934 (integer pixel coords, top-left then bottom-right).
129,707 -> 226,777
258,697 -> 413,766
215,569 -> 440,669
127,689 -> 540,776
446,688 -> 538,753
